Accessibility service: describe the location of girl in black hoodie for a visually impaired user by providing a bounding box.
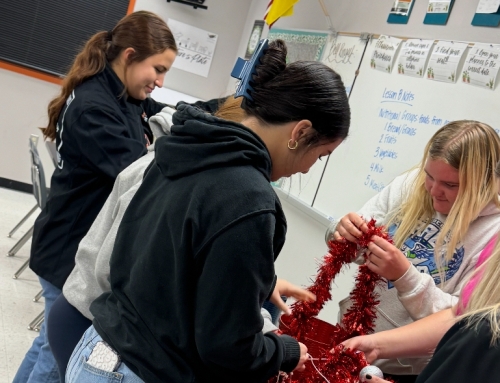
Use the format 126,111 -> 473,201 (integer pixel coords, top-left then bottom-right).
67,39 -> 351,383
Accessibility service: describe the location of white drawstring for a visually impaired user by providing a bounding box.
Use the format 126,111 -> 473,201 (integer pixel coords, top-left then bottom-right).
308,353 -> 331,383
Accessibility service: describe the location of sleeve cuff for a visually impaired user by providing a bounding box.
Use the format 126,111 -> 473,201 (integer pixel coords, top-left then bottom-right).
261,307 -> 279,333
279,335 -> 301,373
392,263 -> 421,295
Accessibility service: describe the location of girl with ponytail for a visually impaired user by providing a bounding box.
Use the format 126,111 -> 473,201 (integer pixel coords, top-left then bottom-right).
67,39 -> 350,383
13,10 -> 177,383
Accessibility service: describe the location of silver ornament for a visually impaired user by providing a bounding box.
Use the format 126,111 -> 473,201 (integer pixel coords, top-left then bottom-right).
359,365 -> 384,382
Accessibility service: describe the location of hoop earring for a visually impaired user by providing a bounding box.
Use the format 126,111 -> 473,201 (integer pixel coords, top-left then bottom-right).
287,139 -> 298,150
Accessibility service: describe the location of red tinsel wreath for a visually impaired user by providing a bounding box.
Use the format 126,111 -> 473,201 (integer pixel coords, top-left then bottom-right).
271,219 -> 393,383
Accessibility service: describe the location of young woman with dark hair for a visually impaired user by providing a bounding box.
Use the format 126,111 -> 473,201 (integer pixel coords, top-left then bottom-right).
66,39 -> 351,383
13,10 -> 177,383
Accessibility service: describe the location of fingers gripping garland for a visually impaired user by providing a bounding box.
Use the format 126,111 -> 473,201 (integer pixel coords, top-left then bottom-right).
272,219 -> 393,383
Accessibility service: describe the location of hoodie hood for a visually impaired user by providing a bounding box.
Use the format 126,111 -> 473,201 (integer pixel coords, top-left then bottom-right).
147,106 -> 176,152
154,103 -> 272,180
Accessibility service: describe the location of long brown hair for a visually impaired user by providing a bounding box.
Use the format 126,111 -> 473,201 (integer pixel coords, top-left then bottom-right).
43,11 -> 177,140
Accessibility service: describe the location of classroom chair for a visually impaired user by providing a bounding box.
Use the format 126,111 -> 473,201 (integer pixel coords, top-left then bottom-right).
8,137 -> 54,260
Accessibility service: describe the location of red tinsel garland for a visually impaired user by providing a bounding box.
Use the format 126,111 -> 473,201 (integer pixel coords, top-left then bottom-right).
274,219 -> 393,383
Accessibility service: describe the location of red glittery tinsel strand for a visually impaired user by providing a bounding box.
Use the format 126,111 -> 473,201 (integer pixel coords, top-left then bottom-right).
276,219 -> 393,383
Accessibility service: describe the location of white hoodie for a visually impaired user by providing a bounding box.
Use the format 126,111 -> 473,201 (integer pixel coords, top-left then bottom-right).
325,169 -> 500,375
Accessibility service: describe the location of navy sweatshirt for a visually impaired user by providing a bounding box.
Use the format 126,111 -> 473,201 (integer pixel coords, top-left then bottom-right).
91,103 -> 301,382
30,63 -> 165,289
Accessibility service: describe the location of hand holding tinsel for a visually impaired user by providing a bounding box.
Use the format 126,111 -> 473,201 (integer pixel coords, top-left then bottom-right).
274,219 -> 394,383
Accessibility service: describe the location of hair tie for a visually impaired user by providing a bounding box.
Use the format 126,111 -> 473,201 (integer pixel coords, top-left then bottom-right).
107,30 -> 113,42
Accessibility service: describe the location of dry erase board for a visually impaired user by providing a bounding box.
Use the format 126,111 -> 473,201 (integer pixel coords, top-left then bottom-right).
276,34 -> 368,208
312,37 -> 500,219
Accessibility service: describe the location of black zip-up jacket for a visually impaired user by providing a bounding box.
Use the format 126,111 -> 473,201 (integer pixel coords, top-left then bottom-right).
30,63 -> 165,289
91,103 -> 301,382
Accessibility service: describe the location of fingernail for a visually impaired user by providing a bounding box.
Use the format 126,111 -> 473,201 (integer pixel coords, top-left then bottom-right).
366,374 -> 372,380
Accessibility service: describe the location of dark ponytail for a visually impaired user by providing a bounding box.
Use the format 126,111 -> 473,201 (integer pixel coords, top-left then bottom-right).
243,39 -> 350,145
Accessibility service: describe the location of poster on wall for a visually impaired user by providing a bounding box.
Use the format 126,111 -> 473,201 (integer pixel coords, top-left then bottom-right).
426,41 -> 468,83
267,28 -> 329,63
370,35 -> 402,73
462,43 -> 500,90
397,39 -> 434,77
476,0 -> 500,13
245,20 -> 265,59
427,0 -> 452,13
390,0 -> 414,15
168,19 -> 218,78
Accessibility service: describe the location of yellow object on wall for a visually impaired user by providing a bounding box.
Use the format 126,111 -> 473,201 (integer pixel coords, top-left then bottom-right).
264,0 -> 300,27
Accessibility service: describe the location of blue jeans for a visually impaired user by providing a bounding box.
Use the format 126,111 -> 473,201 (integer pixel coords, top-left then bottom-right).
13,277 -> 62,383
66,325 -> 144,383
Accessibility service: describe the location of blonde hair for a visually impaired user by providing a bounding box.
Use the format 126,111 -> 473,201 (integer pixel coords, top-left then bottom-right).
460,238 -> 500,344
214,95 -> 245,122
459,161 -> 500,344
389,121 -> 500,281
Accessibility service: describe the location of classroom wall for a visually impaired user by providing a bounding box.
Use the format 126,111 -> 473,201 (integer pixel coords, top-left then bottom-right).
236,0 -> 500,323
0,0 -> 251,187
1,0 -> 500,322
0,68 -> 58,187
328,0 -> 500,44
134,0 -> 252,101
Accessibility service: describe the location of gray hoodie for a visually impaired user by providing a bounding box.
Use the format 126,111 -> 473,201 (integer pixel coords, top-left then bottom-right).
63,106 -> 278,332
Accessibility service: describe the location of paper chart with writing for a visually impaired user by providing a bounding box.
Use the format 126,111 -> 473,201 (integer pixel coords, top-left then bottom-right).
390,0 -> 414,15
476,0 -> 500,13
168,19 -> 218,78
426,41 -> 468,83
463,43 -> 500,90
322,35 -> 367,95
427,1 -> 452,13
370,35 -> 402,73
397,39 -> 434,77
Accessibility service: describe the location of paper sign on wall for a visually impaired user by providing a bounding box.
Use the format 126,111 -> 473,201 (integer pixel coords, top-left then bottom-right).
390,0 -> 414,15
476,0 -> 500,13
168,19 -> 218,78
397,39 -> 434,77
370,35 -> 402,73
426,41 -> 468,83
427,1 -> 452,13
462,43 -> 500,90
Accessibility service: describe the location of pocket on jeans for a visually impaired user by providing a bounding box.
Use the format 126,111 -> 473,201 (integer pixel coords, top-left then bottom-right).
80,358 -> 124,382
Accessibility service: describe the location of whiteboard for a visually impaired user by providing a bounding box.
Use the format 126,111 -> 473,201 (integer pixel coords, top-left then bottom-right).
313,37 -> 500,219
276,35 -> 368,206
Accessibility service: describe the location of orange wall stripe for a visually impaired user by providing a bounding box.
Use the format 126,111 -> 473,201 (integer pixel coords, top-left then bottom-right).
127,0 -> 137,14
1,0 -> 136,85
0,60 -> 62,85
